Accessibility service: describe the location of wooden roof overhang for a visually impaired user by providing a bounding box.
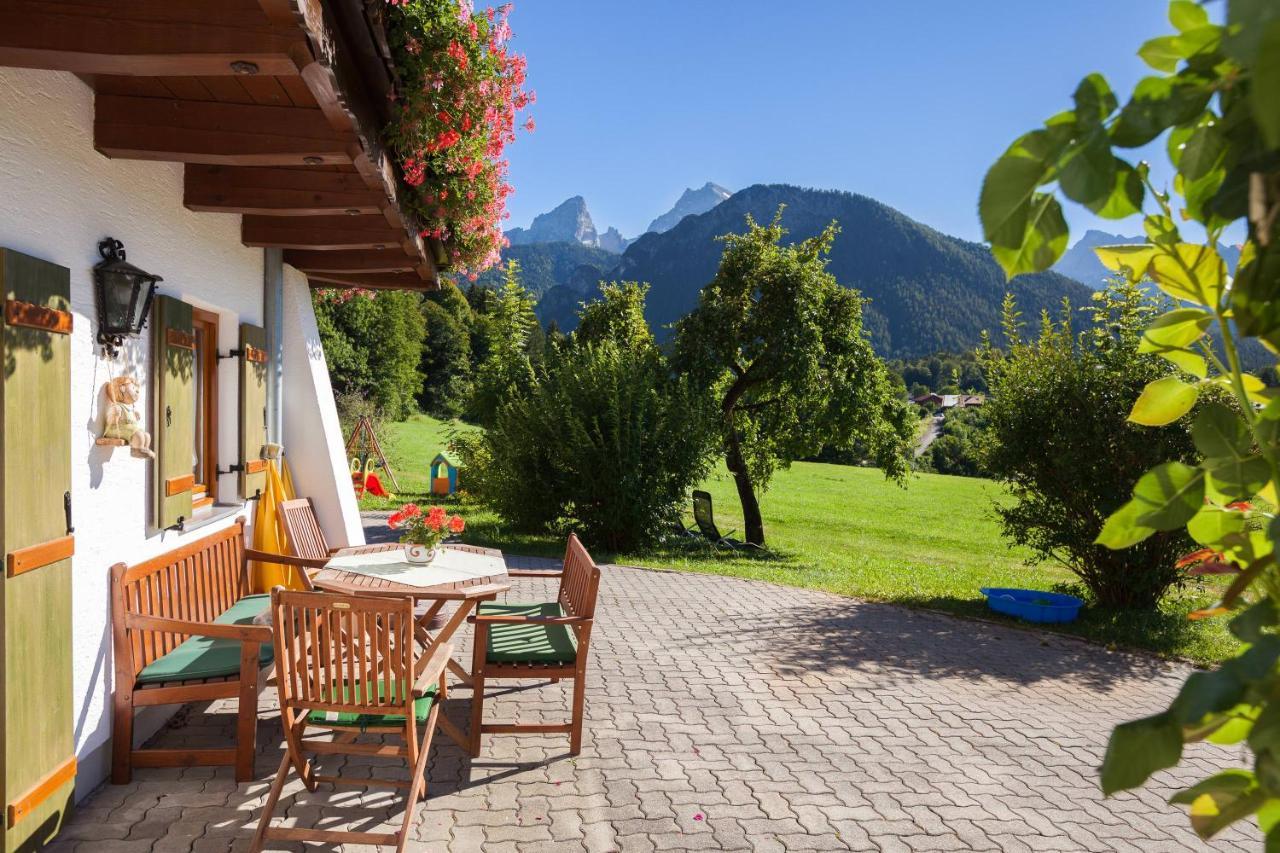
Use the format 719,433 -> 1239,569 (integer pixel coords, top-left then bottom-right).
0,0 -> 448,291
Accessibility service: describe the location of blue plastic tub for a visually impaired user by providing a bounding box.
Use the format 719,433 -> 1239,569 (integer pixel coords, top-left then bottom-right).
980,588 -> 1084,624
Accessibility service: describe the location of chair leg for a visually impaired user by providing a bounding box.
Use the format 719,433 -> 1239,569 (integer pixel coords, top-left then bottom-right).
469,674 -> 486,757
398,702 -> 439,852
570,671 -> 586,755
235,647 -> 260,783
111,697 -> 134,785
250,752 -> 293,853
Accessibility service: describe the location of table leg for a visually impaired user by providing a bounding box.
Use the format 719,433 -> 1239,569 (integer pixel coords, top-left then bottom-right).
414,599 -> 482,750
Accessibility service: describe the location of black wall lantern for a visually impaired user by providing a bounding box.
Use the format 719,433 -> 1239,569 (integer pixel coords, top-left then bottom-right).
94,237 -> 161,358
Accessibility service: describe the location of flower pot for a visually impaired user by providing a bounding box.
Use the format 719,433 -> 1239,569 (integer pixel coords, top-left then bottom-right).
404,545 -> 438,564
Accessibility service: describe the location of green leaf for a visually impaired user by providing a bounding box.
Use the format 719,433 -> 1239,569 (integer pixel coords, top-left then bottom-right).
1100,712 -> 1183,796
1086,158 -> 1145,219
1231,600 -> 1279,644
1205,711 -> 1255,744
1174,669 -> 1248,725
1072,73 -> 1118,126
979,132 -> 1060,250
1149,243 -> 1226,305
1095,244 -> 1157,282
1132,461 -> 1205,529
1170,117 -> 1226,182
1111,76 -> 1213,148
1189,786 -> 1267,839
1192,402 -> 1252,459
1144,213 -> 1182,246
1130,376 -> 1200,425
1139,35 -> 1183,72
1059,132 -> 1116,206
1257,799 -> 1280,835
1187,504 -> 1246,546
1207,455 -> 1271,501
1225,0 -> 1280,65
1095,499 -> 1156,549
1141,308 -> 1213,351
1170,0 -> 1210,32
1171,770 -> 1258,806
1254,21 -> 1280,149
990,192 -> 1069,277
1151,347 -> 1208,379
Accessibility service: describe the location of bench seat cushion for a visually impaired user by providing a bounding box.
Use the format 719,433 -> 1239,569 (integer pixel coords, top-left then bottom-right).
480,601 -> 578,664
135,594 -> 273,685
306,682 -> 437,731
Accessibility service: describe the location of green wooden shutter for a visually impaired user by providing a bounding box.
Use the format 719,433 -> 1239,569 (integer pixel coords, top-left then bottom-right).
0,248 -> 75,849
153,296 -> 194,529
238,323 -> 268,499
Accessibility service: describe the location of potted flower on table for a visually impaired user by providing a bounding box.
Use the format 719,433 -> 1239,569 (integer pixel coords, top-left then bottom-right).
387,503 -> 465,563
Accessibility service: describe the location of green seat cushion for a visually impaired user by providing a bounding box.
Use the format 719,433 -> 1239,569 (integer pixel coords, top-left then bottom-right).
480,601 -> 578,664
306,681 -> 436,731
135,594 -> 274,685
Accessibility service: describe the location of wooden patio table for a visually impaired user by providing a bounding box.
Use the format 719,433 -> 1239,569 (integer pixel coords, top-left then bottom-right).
309,544 -> 510,749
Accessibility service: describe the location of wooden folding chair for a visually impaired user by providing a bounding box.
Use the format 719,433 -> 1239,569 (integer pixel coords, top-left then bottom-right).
252,588 -> 450,852
468,533 -> 602,756
274,496 -> 401,590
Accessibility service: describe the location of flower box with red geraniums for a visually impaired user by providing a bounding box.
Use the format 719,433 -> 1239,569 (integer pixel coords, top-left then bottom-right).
383,0 -> 534,279
388,503 -> 465,563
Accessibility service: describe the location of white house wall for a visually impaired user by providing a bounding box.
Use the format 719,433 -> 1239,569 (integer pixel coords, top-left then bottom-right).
282,264 -> 366,549
0,66 -> 361,799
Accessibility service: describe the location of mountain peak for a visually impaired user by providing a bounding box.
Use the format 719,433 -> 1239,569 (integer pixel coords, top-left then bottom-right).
646,182 -> 732,234
506,195 -> 599,247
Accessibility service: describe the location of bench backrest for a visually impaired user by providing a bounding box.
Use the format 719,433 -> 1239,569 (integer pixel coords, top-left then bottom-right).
110,520 -> 250,679
279,497 -> 329,560
271,588 -> 417,719
558,533 -> 601,621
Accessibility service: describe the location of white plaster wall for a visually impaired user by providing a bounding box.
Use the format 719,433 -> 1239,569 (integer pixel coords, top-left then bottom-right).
0,67 -> 264,795
282,266 -> 366,549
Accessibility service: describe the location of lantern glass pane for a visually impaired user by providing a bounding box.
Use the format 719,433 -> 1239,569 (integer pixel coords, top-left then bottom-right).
104,273 -> 136,333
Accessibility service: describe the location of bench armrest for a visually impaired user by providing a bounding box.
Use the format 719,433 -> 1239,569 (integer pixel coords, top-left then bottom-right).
506,569 -> 563,578
124,613 -> 272,644
413,642 -> 454,697
467,614 -> 589,625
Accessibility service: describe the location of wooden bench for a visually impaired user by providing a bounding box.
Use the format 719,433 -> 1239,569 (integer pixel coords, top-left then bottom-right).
110,519 -> 280,784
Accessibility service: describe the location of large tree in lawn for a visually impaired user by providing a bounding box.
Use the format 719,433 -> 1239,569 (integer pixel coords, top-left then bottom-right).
674,211 -> 914,546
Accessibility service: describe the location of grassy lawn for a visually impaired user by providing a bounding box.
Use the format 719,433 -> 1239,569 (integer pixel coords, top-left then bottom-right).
355,414 -> 1236,665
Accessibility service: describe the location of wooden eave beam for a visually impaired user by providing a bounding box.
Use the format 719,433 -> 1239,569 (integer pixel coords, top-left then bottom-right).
283,249 -> 416,273
307,271 -> 438,292
0,1 -> 309,77
95,96 -> 353,166
242,214 -> 411,251
184,166 -> 384,215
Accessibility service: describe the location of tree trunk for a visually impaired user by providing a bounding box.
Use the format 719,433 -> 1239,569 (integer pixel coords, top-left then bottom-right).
725,428 -> 765,546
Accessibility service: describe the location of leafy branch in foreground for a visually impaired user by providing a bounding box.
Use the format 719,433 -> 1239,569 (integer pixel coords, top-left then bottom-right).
979,1 -> 1280,844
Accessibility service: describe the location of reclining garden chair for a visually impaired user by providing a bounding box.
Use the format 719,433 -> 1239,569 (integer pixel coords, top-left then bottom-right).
251,588 -> 451,852
275,496 -> 402,588
691,490 -> 765,552
468,533 -> 601,756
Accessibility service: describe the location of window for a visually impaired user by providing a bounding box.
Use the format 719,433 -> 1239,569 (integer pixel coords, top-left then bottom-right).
191,307 -> 219,510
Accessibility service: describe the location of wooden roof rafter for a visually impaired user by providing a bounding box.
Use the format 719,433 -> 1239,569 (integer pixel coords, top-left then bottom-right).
0,0 -> 442,291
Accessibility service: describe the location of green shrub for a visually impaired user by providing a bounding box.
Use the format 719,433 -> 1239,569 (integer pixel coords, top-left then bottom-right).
456,287 -> 715,551
314,290 -> 425,421
980,281 -> 1200,609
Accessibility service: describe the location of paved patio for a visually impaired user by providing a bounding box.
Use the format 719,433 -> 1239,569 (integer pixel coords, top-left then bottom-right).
51,551 -> 1256,852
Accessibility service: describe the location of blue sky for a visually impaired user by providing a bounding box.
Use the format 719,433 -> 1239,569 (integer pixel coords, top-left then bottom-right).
499,0 -> 1219,246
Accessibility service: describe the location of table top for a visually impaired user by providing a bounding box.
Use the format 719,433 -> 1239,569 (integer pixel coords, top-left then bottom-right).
311,544 -> 508,597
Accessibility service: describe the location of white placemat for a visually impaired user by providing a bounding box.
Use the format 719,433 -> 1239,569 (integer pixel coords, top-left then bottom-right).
323,546 -> 506,588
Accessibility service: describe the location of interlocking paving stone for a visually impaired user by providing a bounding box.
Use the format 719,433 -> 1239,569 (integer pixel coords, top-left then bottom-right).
49,519 -> 1258,851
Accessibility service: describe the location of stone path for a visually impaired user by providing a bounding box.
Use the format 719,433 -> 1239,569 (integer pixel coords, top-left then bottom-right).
52,550 -> 1257,851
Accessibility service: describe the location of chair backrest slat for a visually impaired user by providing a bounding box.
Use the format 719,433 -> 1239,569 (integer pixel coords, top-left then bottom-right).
112,521 -> 249,678
558,533 -> 601,620
272,588 -> 416,717
280,498 -> 329,560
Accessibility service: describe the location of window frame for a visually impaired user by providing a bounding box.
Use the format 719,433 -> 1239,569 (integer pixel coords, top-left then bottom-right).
190,307 -> 219,507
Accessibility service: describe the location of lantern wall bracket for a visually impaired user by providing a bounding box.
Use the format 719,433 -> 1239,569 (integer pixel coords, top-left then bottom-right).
93,237 -> 161,360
